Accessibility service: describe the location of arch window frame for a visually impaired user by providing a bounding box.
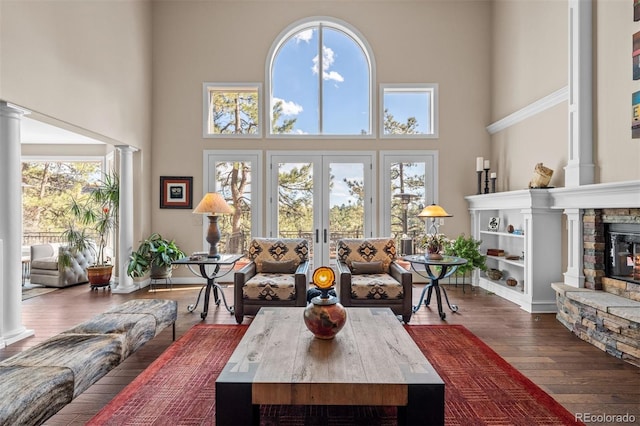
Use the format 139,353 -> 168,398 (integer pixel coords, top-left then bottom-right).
265,16 -> 376,138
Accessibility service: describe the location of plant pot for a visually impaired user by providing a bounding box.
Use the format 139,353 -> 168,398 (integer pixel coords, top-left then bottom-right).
87,265 -> 113,288
150,264 -> 173,279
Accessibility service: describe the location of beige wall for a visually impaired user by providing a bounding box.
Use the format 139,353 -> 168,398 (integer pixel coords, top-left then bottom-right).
490,0 -> 568,190
0,0 -> 154,243
595,0 -> 640,182
151,0 -> 492,255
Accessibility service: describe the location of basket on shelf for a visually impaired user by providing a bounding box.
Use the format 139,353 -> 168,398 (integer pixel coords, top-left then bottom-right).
486,268 -> 503,280
506,277 -> 518,287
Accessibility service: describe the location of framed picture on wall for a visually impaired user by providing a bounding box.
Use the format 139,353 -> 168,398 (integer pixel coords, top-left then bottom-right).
160,176 -> 193,209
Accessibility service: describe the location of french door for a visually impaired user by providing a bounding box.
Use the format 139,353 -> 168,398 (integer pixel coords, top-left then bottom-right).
267,152 -> 375,269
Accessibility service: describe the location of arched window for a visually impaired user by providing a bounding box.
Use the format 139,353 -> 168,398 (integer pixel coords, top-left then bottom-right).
267,17 -> 374,137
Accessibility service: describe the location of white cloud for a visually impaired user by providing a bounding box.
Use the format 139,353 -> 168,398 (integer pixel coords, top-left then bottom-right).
294,29 -> 313,43
312,46 -> 344,83
273,97 -> 303,116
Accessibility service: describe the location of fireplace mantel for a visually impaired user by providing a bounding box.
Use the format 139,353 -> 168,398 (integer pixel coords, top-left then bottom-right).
547,180 -> 640,209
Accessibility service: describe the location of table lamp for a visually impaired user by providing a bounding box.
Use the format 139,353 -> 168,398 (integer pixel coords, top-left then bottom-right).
417,203 -> 452,235
193,192 -> 233,258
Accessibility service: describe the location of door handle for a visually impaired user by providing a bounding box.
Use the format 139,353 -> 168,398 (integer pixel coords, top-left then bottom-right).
315,229 -> 319,243
324,229 -> 328,243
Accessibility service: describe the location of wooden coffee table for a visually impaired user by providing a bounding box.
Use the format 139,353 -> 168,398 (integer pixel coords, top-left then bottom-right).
216,307 -> 444,425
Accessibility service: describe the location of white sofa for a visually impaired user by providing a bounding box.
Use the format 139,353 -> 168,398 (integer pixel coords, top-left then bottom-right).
29,243 -> 95,288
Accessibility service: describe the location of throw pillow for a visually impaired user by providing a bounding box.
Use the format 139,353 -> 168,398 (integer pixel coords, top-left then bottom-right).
260,259 -> 297,274
351,260 -> 384,275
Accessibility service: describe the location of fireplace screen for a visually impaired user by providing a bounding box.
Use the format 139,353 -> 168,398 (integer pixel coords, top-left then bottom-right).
607,224 -> 640,284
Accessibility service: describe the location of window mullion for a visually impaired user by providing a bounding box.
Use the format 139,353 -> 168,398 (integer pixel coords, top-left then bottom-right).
318,24 -> 323,134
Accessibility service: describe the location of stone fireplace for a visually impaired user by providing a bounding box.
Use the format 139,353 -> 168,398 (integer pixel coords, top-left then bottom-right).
549,182 -> 640,367
583,208 -> 640,300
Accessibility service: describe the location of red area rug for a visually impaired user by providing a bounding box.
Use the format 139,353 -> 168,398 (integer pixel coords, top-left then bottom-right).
88,324 -> 581,425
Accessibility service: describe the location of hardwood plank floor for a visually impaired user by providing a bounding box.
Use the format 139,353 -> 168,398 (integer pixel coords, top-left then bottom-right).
3,281 -> 639,425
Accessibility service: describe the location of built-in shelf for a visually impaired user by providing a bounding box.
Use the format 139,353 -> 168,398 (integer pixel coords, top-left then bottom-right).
466,189 -> 563,313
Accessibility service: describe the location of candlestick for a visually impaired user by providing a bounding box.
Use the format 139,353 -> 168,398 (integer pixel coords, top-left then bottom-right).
491,177 -> 496,193
476,157 -> 484,172
477,171 -> 483,194
484,168 -> 490,194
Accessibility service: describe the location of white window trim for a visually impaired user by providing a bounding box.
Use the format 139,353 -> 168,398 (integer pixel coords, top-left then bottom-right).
379,150 -> 439,236
202,150 -> 263,240
265,16 -> 376,138
202,82 -> 263,139
380,83 -> 439,139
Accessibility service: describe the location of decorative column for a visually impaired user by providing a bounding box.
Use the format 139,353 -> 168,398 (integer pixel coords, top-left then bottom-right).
112,145 -> 138,294
566,0 -> 595,187
0,101 -> 34,345
563,208 -> 585,288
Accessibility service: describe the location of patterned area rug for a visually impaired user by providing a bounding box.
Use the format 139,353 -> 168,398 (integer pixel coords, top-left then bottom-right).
88,324 -> 581,425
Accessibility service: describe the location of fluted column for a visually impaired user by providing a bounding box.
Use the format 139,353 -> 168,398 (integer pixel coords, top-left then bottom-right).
0,102 -> 34,346
112,145 -> 138,293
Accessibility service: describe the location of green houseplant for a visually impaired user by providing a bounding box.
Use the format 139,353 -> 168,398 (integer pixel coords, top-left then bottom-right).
443,234 -> 487,277
61,171 -> 119,287
127,233 -> 185,279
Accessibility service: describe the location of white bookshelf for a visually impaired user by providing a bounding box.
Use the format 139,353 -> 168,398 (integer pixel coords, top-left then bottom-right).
465,189 -> 563,313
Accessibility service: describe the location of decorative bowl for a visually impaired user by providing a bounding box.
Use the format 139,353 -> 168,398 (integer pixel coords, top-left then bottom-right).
506,277 -> 518,287
486,268 -> 503,280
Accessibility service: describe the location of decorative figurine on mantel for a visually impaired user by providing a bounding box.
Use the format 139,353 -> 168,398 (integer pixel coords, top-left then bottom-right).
528,163 -> 554,188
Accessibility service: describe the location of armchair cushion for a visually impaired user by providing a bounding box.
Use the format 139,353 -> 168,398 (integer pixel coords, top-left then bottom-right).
351,260 -> 384,275
349,273 -> 404,300
243,273 -> 298,301
261,259 -> 297,274
248,238 -> 309,272
336,238 -> 396,273
30,257 -> 59,270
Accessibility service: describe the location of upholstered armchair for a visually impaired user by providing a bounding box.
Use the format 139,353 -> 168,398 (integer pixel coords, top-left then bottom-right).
30,243 -> 96,288
233,238 -> 310,324
336,238 -> 413,323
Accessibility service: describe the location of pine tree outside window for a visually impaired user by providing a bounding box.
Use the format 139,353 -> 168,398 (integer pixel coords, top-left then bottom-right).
203,83 -> 262,138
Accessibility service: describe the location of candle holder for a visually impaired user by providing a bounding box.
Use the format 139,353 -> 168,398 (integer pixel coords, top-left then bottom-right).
491,177 -> 496,193
484,168 -> 490,194
476,171 -> 483,195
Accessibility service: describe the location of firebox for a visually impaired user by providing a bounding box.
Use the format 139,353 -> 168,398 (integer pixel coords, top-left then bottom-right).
606,223 -> 640,284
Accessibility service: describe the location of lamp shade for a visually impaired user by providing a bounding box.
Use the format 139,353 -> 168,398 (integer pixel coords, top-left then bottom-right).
193,193 -> 233,215
417,204 -> 452,218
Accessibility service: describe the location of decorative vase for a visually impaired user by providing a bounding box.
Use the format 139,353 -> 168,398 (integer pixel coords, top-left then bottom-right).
304,292 -> 347,340
426,252 -> 443,260
87,265 -> 113,288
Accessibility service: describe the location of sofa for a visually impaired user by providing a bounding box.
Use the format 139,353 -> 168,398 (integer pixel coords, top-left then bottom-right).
29,243 -> 95,288
0,298 -> 177,425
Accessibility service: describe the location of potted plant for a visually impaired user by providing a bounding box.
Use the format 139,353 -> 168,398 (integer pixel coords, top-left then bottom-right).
443,234 -> 487,277
418,233 -> 449,260
127,233 -> 185,279
61,171 -> 119,288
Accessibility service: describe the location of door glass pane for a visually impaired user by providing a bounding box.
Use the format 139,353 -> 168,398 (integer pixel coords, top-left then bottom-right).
277,162 -> 314,261
329,163 -> 364,262
214,161 -> 252,254
390,162 -> 426,255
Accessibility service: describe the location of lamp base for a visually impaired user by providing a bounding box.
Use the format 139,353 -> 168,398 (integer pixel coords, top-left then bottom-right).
206,215 -> 222,258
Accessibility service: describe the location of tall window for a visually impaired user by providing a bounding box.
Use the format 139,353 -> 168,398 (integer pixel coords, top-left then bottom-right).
268,18 -> 374,136
21,159 -> 104,245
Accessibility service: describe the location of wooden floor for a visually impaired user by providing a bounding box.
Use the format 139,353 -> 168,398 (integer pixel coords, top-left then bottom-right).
3,281 -> 639,425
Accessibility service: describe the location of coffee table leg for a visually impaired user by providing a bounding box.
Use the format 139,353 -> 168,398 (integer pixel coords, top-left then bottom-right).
216,382 -> 257,425
398,383 -> 445,426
